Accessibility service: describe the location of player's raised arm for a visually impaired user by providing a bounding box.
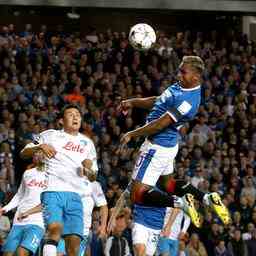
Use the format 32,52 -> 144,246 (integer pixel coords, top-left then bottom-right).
118,96 -> 157,112
20,130 -> 57,159
120,112 -> 174,145
20,143 -> 56,159
161,208 -> 180,237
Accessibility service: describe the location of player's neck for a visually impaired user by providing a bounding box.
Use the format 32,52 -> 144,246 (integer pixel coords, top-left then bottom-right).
63,128 -> 79,136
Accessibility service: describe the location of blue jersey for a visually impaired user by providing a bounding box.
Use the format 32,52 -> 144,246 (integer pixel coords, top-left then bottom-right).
133,204 -> 166,230
147,82 -> 201,147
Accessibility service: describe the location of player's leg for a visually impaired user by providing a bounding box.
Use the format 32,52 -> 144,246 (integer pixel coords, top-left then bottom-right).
18,224 -> 45,256
132,223 -> 148,256
145,228 -> 161,256
41,192 -> 64,256
77,235 -> 89,256
16,247 -> 30,256
158,176 -> 230,225
130,141 -> 201,227
157,237 -> 170,256
57,238 -> 66,256
3,225 -> 23,256
169,239 -> 179,256
62,192 -> 84,256
130,141 -> 179,208
64,235 -> 81,256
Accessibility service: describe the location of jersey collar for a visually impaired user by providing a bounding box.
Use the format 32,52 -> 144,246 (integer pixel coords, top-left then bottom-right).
179,84 -> 201,91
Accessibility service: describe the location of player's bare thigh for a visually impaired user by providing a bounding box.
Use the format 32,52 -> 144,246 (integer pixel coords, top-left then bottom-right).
130,180 -> 151,203
134,243 -> 146,256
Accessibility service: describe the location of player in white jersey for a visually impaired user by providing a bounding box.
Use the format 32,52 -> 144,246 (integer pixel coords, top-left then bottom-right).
158,208 -> 190,256
0,152 -> 47,256
79,180 -> 108,256
20,104 -> 98,256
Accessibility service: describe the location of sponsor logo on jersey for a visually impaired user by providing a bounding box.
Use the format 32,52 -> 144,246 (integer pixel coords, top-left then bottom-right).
26,179 -> 48,189
63,141 -> 85,153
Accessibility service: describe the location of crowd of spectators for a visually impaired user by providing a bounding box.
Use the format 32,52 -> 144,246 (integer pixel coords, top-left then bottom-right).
0,22 -> 256,255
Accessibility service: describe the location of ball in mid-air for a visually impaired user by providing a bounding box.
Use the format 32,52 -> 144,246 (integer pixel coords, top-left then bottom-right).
129,23 -> 156,51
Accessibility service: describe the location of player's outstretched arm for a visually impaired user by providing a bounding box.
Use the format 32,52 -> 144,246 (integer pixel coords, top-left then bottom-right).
17,204 -> 42,221
120,112 -> 174,145
107,188 -> 130,234
118,96 -> 157,112
1,178 -> 26,215
161,208 -> 180,237
97,205 -> 108,239
20,143 -> 56,159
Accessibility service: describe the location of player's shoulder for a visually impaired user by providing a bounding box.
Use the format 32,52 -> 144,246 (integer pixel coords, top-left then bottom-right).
39,129 -> 57,137
23,167 -> 38,177
78,133 -> 95,146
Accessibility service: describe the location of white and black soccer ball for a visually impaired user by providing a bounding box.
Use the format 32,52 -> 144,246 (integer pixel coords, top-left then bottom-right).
129,23 -> 156,51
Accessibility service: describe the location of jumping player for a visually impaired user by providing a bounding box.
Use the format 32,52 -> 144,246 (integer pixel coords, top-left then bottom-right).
119,56 -> 230,227
20,104 -> 98,256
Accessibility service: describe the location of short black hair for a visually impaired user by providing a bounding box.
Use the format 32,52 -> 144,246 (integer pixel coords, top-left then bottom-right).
60,104 -> 82,118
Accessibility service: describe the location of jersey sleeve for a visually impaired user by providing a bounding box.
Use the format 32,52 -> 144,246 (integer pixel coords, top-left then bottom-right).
24,129 -> 55,149
160,88 -> 192,122
3,176 -> 26,212
91,182 -> 107,207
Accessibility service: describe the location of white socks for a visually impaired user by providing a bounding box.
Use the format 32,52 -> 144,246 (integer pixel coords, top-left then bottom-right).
43,244 -> 57,256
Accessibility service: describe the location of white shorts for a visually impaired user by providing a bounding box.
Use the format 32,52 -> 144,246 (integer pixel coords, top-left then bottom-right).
132,222 -> 161,256
132,140 -> 179,186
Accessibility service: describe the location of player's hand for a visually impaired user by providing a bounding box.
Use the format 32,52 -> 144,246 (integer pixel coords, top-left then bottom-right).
17,212 -> 29,221
107,216 -> 116,235
178,232 -> 188,241
117,99 -> 133,115
160,227 -> 171,237
97,225 -> 107,239
0,208 -> 6,217
120,132 -> 133,146
39,144 -> 56,158
118,132 -> 133,154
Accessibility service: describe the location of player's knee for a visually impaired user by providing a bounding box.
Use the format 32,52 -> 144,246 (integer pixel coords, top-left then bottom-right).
47,222 -> 62,240
134,244 -> 146,256
131,182 -> 150,204
16,247 -> 30,256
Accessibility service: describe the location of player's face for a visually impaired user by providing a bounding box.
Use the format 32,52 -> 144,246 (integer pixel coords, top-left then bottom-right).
177,63 -> 200,87
63,108 -> 82,132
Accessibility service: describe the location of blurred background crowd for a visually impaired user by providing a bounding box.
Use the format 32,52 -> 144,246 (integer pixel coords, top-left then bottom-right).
0,20 -> 255,256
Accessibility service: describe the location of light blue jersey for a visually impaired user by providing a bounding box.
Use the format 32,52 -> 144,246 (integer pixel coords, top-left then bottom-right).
147,82 -> 201,147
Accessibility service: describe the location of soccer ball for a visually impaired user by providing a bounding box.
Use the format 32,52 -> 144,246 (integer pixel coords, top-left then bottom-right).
129,23 -> 156,51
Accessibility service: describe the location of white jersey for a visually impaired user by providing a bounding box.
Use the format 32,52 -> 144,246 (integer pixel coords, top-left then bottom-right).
81,181 -> 107,235
23,129 -> 98,194
3,168 -> 47,228
163,208 -> 191,240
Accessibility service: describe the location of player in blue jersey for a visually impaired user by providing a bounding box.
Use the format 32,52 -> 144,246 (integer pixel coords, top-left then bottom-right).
119,56 -> 230,230
107,185 -> 167,256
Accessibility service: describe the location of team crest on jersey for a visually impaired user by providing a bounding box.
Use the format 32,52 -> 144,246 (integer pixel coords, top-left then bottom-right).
80,140 -> 87,146
177,101 -> 192,115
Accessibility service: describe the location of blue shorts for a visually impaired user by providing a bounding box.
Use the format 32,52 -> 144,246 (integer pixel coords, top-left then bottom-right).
78,235 -> 89,256
3,224 -> 44,254
41,191 -> 84,238
57,238 -> 66,255
158,237 -> 179,256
